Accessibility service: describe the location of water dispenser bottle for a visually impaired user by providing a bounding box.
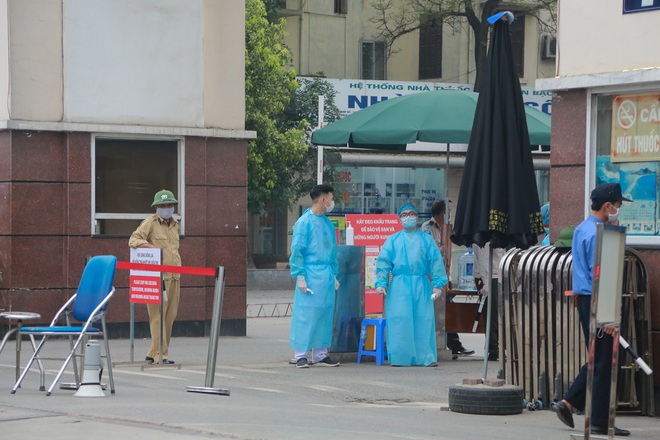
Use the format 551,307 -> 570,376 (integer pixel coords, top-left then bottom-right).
457,246 -> 476,291
346,221 -> 354,245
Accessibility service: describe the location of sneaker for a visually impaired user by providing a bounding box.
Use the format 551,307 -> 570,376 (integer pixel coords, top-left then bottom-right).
296,357 -> 310,368
452,346 -> 476,356
314,356 -> 340,367
145,356 -> 155,364
161,359 -> 175,364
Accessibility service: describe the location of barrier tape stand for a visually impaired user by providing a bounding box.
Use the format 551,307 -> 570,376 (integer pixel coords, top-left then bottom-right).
115,261 -> 230,396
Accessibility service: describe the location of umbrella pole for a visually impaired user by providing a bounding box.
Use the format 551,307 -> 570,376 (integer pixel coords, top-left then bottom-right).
482,245 -> 493,380
317,95 -> 325,184
445,144 -> 450,219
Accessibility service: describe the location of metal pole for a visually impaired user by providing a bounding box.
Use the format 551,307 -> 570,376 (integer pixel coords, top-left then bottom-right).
159,273 -> 164,364
130,303 -> 135,362
445,144 -> 450,219
482,245 -> 493,380
187,266 -> 230,395
317,95 -> 325,184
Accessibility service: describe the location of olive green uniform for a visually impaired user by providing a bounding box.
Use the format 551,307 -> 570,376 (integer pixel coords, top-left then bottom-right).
129,214 -> 181,361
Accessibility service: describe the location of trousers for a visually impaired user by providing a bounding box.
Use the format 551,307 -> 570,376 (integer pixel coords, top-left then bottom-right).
563,294 -> 614,427
146,278 -> 180,360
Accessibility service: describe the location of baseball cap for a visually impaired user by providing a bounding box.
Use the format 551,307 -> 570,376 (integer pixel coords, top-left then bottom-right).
151,189 -> 179,207
553,226 -> 575,249
590,183 -> 632,204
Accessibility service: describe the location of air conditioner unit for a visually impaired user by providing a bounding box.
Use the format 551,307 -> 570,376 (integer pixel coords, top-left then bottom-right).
541,35 -> 557,60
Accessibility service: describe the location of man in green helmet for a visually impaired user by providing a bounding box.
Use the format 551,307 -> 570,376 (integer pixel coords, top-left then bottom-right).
129,189 -> 181,364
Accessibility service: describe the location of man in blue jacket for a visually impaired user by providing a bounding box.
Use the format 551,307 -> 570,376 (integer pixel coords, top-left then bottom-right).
554,183 -> 631,436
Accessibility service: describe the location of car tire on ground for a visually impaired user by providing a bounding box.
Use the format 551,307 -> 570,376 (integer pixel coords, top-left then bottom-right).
448,384 -> 524,415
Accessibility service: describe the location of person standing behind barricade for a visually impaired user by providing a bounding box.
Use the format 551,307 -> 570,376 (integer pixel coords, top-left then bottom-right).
553,183 -> 631,437
129,189 -> 181,365
376,203 -> 448,367
541,203 -> 550,246
421,200 -> 475,360
289,184 -> 341,369
473,242 -> 505,361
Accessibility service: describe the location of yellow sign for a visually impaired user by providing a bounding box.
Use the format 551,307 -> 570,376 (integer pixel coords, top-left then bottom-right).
611,93 -> 660,163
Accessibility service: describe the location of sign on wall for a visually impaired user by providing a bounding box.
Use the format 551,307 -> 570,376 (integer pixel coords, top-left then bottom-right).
623,0 -> 660,14
309,78 -> 553,118
611,93 -> 660,163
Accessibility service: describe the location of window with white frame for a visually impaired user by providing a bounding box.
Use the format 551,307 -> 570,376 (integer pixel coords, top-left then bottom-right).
361,41 -> 386,80
92,136 -> 183,235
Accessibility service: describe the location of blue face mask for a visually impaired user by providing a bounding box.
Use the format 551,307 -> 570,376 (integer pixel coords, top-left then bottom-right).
401,216 -> 417,230
157,207 -> 175,219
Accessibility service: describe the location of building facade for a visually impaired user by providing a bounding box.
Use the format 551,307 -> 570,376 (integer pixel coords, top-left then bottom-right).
251,1 -> 557,263
0,1 -> 252,337
537,1 -> 660,384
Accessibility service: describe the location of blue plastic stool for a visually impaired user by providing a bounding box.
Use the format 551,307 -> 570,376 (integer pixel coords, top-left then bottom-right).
357,317 -> 386,365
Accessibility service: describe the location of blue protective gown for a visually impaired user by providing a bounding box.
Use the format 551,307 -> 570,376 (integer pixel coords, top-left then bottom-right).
375,229 -> 448,366
289,208 -> 339,352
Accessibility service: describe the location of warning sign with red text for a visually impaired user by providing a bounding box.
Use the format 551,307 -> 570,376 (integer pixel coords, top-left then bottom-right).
346,214 -> 402,313
129,248 -> 162,304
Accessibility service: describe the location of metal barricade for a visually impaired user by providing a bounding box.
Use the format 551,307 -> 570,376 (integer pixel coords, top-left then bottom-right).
499,246 -> 654,415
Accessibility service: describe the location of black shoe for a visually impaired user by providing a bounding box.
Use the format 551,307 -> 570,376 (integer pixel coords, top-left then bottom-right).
296,357 -> 309,368
554,401 -> 575,429
313,356 -> 339,367
591,425 -> 630,437
145,356 -> 155,364
451,354 -> 458,360
161,359 -> 175,364
451,346 -> 476,356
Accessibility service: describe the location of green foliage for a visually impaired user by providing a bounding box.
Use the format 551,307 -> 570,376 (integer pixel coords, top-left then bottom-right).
277,76 -> 343,205
281,76 -> 341,134
246,1 -> 345,214
246,0 -> 308,214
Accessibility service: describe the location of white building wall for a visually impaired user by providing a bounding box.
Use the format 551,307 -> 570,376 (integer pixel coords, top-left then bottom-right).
9,0 -> 63,121
0,0 -> 9,121
557,1 -> 660,77
4,0 -> 246,131
63,0 -> 204,127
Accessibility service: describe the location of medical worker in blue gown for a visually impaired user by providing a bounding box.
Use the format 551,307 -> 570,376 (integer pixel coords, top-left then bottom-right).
375,203 -> 448,367
289,184 -> 341,369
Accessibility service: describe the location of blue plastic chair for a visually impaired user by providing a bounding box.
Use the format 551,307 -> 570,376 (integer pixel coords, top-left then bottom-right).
357,317 -> 387,365
12,255 -> 117,396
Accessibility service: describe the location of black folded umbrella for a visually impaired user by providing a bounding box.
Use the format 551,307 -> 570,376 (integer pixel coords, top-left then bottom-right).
451,13 -> 544,251
450,12 -> 545,379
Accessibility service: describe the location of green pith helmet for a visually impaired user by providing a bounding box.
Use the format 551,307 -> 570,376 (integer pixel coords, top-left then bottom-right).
553,226 -> 575,249
151,189 -> 179,207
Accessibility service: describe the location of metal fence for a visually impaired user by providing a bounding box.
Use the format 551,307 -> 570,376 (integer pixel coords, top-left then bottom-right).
498,246 -> 654,415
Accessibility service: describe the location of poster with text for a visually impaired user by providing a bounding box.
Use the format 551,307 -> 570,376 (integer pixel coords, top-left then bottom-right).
611,93 -> 660,163
597,156 -> 658,235
346,214 -> 403,313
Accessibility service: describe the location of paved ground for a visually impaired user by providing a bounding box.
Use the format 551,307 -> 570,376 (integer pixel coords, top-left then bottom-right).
0,291 -> 658,439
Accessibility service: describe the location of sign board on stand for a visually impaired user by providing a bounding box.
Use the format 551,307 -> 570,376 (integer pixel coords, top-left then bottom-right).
130,248 -> 162,304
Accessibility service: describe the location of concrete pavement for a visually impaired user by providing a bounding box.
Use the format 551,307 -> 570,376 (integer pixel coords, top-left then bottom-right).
0,292 -> 658,439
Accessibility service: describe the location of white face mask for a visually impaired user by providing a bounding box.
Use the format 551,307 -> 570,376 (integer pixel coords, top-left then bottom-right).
157,207 -> 175,219
325,199 -> 335,213
608,204 -> 619,223
401,216 -> 417,229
